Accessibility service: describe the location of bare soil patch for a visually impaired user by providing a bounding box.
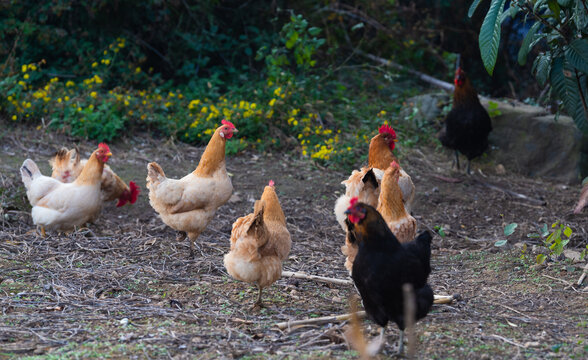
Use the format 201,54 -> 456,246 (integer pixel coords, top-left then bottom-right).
1,124 -> 587,359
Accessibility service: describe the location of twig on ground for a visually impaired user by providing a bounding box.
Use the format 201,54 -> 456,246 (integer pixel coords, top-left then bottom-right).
577,263 -> 588,286
282,271 -> 353,286
276,311 -> 366,331
487,334 -> 526,348
471,178 -> 546,206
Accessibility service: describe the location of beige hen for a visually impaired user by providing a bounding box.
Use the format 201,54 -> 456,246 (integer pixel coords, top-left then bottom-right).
147,120 -> 237,256
20,143 -> 111,233
224,180 -> 291,308
50,147 -> 139,207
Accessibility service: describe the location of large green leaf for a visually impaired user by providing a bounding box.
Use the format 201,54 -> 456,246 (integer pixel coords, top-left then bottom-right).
468,0 -> 484,18
478,0 -> 508,75
551,57 -> 588,132
533,53 -> 551,86
518,22 -> 541,65
565,39 -> 588,75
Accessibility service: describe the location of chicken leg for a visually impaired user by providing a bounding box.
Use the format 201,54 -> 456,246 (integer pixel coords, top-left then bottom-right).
453,150 -> 460,170
253,284 -> 264,309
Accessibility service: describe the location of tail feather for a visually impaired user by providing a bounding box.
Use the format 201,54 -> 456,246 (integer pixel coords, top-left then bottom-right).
116,181 -> 141,207
147,162 -> 166,185
334,194 -> 351,231
20,159 -> 41,189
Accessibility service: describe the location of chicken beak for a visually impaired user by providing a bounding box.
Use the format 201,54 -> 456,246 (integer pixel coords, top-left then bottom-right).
393,139 -> 398,142
106,152 -> 112,157
232,128 -> 239,133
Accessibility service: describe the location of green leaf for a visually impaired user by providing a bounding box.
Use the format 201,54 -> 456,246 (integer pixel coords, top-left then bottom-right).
547,0 -> 561,21
527,233 -> 540,238
541,224 -> 549,237
468,0 -> 484,18
500,4 -> 521,23
563,226 -> 572,238
494,240 -> 508,247
533,53 -> 551,86
351,23 -> 364,32
504,223 -> 518,236
518,22 -> 541,65
285,31 -> 299,49
565,39 -> 588,75
536,254 -> 547,264
557,0 -> 572,6
478,0 -> 508,75
308,27 -> 321,36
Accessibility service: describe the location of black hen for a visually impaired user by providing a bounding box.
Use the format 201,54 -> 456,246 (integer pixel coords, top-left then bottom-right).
345,198 -> 433,354
439,67 -> 492,174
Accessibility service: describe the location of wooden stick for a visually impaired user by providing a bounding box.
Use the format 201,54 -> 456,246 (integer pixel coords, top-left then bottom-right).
433,295 -> 454,304
472,178 -> 546,206
577,263 -> 588,286
357,50 -> 455,92
276,311 -> 366,331
403,284 -> 417,359
282,271 -> 353,286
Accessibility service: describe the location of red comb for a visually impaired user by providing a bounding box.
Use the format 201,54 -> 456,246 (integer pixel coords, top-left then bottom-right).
221,119 -> 236,128
349,197 -> 358,207
268,180 -> 275,187
129,181 -> 140,203
98,143 -> 110,152
391,161 -> 400,169
378,124 -> 396,138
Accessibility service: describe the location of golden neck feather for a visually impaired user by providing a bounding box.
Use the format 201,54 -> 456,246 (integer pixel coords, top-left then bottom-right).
193,127 -> 227,177
74,151 -> 104,185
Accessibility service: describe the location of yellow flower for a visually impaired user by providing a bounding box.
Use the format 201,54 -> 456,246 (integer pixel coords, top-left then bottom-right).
88,104 -> 94,110
50,77 -> 59,83
273,87 -> 282,96
29,64 -> 37,71
66,81 -> 75,87
164,101 -> 172,108
21,65 -> 27,73
23,74 -> 29,80
93,75 -> 103,84
65,96 -> 70,101
124,99 -> 129,106
103,59 -> 111,65
90,91 -> 97,98
135,67 -> 141,73
201,107 -> 208,113
57,98 -> 62,103
11,115 -> 16,120
77,107 -> 82,112
293,120 -> 298,126
269,98 -> 276,107
7,96 -> 12,101
128,110 -> 134,116
92,62 -> 98,68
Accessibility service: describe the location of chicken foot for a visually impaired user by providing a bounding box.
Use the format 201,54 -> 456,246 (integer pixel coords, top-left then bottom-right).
366,327 -> 386,356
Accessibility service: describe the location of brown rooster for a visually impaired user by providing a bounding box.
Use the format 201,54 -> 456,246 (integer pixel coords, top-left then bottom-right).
439,67 -> 492,174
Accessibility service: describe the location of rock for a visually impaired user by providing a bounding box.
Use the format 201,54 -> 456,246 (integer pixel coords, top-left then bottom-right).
399,94 -> 447,130
495,164 -> 506,175
563,249 -> 583,263
482,97 -> 587,184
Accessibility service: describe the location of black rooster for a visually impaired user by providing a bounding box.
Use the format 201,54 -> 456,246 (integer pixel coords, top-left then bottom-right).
439,67 -> 492,174
345,197 -> 433,354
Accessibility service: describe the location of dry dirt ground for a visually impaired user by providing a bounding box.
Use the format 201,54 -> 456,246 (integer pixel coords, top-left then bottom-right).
1,124 -> 587,359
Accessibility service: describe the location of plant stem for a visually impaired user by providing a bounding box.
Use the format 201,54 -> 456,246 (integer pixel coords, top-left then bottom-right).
575,69 -> 588,124
521,1 -> 568,43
